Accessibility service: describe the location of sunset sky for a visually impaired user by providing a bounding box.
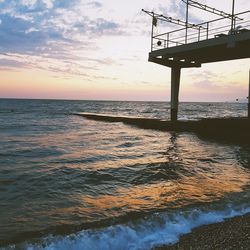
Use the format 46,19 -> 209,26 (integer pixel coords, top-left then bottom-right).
0,0 -> 249,101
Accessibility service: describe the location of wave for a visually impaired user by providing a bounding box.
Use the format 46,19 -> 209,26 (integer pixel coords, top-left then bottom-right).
21,205 -> 250,250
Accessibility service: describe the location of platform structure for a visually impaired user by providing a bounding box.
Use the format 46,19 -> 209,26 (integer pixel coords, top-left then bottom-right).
143,0 -> 250,121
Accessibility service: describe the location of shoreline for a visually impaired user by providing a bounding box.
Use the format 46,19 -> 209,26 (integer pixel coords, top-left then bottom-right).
156,212 -> 250,250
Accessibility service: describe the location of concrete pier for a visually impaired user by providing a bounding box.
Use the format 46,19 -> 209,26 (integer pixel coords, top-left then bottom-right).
75,113 -> 250,144
145,4 -> 250,121
149,31 -> 250,120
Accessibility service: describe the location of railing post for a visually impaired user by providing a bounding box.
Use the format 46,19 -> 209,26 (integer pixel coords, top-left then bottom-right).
185,0 -> 189,44
206,22 -> 209,39
167,33 -> 169,48
198,27 -> 201,41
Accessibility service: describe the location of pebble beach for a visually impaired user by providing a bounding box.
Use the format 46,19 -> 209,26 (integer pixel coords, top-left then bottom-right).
157,213 -> 250,250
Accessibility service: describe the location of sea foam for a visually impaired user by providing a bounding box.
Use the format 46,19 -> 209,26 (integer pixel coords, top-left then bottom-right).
26,205 -> 250,250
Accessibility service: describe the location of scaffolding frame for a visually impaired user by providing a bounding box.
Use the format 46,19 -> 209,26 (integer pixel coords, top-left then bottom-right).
142,0 -> 249,51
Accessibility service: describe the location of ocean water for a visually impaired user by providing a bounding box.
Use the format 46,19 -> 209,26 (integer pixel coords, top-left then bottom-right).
0,99 -> 249,249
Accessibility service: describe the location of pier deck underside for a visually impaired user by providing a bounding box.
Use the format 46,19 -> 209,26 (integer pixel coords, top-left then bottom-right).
149,31 -> 250,68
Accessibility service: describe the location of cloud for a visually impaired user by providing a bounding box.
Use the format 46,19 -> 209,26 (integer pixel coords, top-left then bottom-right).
0,58 -> 28,69
0,0 -> 77,13
193,79 -> 219,89
0,13 -> 67,52
90,18 -> 120,35
2,0 -> 245,82
87,1 -> 102,8
189,70 -> 219,80
0,1 -> 122,48
0,0 -> 123,77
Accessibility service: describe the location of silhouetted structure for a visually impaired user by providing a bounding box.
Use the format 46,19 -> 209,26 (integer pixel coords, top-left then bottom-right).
248,70 -> 250,118
143,0 -> 250,121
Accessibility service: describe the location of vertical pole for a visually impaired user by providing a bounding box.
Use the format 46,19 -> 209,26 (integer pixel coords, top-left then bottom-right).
171,67 -> 181,121
206,22 -> 209,39
151,14 -> 154,51
185,0 -> 189,44
231,0 -> 235,33
248,69 -> 250,119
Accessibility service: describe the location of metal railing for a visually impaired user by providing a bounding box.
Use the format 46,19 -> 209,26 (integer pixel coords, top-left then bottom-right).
151,10 -> 250,51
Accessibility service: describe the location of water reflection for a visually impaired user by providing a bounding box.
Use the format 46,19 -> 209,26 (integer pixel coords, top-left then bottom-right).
235,146 -> 250,169
1,100 -> 250,246
164,132 -> 180,162
78,131 -> 250,219
80,165 -> 249,216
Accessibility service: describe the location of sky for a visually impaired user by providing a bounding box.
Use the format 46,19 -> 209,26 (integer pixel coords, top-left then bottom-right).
0,0 -> 249,101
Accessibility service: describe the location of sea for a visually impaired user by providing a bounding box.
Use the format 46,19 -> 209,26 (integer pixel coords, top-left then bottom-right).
0,99 -> 250,249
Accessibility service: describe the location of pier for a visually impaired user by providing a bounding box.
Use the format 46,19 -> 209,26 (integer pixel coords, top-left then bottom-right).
76,1 -> 250,144
75,113 -> 250,143
143,0 -> 250,121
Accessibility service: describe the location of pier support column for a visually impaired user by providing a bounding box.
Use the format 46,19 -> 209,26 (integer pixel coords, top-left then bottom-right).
171,67 -> 181,121
248,69 -> 250,119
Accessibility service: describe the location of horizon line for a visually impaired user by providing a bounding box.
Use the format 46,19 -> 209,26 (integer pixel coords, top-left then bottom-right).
0,97 -> 247,103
